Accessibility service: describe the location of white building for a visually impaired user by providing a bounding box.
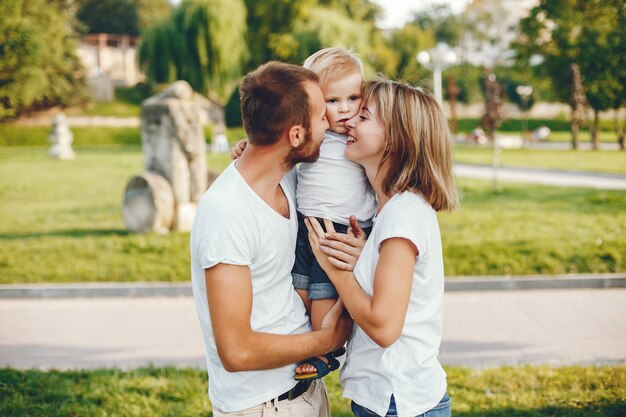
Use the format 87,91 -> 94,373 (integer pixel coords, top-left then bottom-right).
76,34 -> 144,100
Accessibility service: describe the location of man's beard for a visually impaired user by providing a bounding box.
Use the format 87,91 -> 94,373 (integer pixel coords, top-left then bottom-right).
284,127 -> 320,168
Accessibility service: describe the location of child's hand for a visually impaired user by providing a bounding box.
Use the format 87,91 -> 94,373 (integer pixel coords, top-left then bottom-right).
230,139 -> 248,160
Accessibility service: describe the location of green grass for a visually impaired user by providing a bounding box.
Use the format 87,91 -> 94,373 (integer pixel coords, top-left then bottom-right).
72,100 -> 142,118
0,125 -> 141,147
0,125 -> 247,147
0,366 -> 624,416
453,144 -> 626,174
543,131 -> 618,144
0,146 -> 625,283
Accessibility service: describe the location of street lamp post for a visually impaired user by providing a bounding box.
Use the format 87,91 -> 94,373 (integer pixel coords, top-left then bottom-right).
417,43 -> 457,106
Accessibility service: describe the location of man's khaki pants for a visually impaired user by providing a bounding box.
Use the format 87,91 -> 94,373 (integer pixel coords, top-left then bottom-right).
212,379 -> 330,417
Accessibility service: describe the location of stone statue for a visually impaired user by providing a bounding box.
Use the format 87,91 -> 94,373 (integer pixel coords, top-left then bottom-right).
49,112 -> 75,160
123,80 -> 207,233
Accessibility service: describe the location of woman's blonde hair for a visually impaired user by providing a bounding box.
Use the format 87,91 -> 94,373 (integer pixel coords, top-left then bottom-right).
363,78 -> 459,211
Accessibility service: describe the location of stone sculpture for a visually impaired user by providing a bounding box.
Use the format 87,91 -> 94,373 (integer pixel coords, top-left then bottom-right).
123,81 -> 207,233
49,112 -> 76,160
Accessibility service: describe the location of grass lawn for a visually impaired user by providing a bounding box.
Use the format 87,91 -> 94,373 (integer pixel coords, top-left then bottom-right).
543,131 -> 618,144
453,144 -> 626,175
0,365 -> 624,416
1,145 -> 625,283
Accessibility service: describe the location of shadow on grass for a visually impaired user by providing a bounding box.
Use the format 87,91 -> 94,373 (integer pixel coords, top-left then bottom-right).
452,402 -> 626,417
0,229 -> 130,240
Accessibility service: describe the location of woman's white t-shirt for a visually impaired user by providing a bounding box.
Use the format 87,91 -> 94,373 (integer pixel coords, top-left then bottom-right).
340,191 -> 447,417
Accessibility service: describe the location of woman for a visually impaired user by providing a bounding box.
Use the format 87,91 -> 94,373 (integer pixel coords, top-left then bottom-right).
303,79 -> 459,417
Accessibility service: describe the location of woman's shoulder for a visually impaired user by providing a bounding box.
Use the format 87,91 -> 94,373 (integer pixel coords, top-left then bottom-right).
383,191 -> 435,218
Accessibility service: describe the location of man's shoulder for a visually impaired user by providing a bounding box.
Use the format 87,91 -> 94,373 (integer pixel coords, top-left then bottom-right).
197,166 -> 253,222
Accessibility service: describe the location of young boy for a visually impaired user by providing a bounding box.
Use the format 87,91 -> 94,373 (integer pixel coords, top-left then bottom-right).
292,48 -> 377,380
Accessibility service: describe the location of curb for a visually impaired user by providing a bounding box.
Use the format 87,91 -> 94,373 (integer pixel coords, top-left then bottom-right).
444,273 -> 626,291
1,274 -> 625,298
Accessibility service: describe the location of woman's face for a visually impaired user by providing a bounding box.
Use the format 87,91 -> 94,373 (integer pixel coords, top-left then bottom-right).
344,100 -> 386,166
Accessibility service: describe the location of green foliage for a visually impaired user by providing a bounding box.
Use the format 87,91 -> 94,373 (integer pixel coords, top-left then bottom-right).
224,85 -> 242,127
244,0 -> 313,69
244,0 -> 397,78
517,0 -> 624,112
0,0 -> 88,119
387,23 -> 435,83
77,0 -> 139,35
411,3 -> 464,45
76,0 -> 172,35
138,0 -> 248,103
1,366 -> 624,416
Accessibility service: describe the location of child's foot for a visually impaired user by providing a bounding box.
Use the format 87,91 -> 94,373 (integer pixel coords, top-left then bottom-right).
294,347 -> 346,380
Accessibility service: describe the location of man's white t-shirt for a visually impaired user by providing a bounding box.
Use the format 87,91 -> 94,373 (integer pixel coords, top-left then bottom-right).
340,191 -> 447,417
297,131 -> 377,227
190,161 -> 310,412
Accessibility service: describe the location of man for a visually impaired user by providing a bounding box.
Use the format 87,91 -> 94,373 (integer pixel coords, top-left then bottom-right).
190,61 -> 352,416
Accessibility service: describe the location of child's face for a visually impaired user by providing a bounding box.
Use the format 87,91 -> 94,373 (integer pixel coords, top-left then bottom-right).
321,72 -> 363,134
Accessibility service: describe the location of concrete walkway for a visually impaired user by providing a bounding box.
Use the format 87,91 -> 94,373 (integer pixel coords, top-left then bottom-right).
1,289 -> 624,370
455,163 -> 626,189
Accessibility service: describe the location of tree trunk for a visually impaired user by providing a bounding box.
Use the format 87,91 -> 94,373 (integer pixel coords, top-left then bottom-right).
591,109 -> 600,150
571,122 -> 580,150
614,109 -> 625,151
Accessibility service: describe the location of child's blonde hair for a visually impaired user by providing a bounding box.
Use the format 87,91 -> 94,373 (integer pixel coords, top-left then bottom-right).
303,47 -> 364,85
363,78 -> 459,211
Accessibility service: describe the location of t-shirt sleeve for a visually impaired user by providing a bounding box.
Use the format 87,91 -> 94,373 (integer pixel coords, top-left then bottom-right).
375,203 -> 430,258
194,199 -> 257,270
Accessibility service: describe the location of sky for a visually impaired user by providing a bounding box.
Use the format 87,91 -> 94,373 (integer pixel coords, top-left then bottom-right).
372,0 -> 473,29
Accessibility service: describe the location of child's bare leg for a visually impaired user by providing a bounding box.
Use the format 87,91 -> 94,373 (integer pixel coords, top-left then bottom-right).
295,298 -> 345,375
310,298 -> 338,330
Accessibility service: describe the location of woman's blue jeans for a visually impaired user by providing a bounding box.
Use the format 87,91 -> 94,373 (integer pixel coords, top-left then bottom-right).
351,393 -> 451,417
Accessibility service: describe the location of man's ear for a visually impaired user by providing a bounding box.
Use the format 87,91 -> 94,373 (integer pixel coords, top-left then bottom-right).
287,125 -> 304,147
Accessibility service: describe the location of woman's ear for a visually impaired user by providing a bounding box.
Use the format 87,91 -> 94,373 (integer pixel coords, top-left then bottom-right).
287,125 -> 304,147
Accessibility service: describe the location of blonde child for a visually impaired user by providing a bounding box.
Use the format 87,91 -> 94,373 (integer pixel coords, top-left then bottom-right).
292,48 -> 377,380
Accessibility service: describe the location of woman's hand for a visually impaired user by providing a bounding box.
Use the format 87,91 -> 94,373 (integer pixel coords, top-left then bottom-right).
230,139 -> 247,160
305,216 -> 366,273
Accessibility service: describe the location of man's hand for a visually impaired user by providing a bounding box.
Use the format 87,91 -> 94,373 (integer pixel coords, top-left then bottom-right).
320,299 -> 353,352
230,139 -> 248,160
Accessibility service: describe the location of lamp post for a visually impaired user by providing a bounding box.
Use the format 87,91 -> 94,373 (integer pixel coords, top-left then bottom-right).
515,85 -> 533,140
417,42 -> 457,106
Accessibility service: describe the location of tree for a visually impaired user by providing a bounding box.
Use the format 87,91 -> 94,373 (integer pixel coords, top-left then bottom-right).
517,0 -> 623,149
411,4 -> 463,46
77,0 -> 139,35
387,23 -> 435,83
0,0 -> 87,119
77,0 -> 172,35
138,0 -> 248,104
244,0 -> 313,70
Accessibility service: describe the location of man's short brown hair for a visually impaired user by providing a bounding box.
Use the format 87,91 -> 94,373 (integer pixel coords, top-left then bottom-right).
240,61 -> 320,146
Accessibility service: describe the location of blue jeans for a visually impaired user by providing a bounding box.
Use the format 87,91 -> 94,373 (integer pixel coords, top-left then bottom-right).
292,212 -> 371,300
351,393 -> 451,417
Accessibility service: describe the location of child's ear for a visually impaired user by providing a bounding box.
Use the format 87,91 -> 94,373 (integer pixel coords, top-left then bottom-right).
287,125 -> 304,147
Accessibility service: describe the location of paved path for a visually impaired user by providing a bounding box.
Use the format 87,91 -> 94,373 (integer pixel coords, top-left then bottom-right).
455,164 -> 626,189
1,289 -> 624,370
